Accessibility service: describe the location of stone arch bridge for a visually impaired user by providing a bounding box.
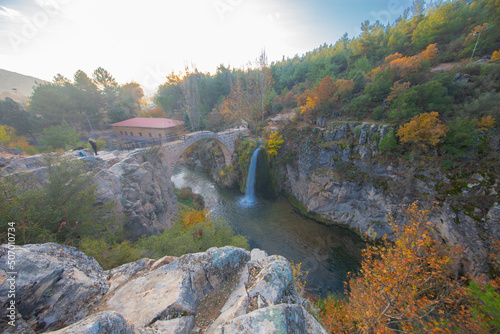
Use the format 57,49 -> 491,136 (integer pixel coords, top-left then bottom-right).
161,128 -> 247,179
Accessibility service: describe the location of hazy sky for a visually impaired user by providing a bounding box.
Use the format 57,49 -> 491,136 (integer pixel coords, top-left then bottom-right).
0,0 -> 412,94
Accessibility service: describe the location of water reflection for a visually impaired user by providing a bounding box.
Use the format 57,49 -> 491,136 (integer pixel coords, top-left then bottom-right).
172,165 -> 364,297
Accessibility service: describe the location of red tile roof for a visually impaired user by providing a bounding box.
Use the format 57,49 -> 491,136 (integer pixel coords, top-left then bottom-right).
111,117 -> 184,129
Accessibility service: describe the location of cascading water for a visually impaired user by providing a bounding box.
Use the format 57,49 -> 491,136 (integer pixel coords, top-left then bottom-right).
239,147 -> 260,207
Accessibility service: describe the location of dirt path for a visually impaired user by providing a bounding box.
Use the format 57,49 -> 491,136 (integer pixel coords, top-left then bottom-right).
431,62 -> 461,72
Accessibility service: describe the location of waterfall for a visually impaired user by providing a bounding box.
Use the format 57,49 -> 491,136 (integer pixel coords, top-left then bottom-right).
239,147 -> 260,207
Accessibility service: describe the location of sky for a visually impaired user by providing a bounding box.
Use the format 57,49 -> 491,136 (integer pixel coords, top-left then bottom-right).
0,0 -> 413,95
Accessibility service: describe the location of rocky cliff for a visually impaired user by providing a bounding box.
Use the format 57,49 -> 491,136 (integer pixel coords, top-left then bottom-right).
1,148 -> 179,240
0,243 -> 327,334
271,120 -> 500,274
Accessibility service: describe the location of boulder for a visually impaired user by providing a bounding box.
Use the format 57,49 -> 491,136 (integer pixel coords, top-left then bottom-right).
46,311 -> 134,334
0,243 -> 108,332
211,304 -> 328,334
149,316 -> 194,334
104,247 -> 250,328
247,255 -> 297,307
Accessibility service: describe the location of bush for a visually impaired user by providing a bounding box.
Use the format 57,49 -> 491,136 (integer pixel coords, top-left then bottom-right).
442,117 -> 477,159
371,106 -> 385,121
174,187 -> 205,211
348,94 -> 372,118
320,202 -> 488,333
80,239 -> 142,270
136,216 -> 249,259
0,154 -> 123,246
379,130 -> 398,154
39,121 -> 82,150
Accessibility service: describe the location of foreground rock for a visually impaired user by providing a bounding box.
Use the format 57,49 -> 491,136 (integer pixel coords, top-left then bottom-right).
0,244 -> 328,334
0,243 -> 108,332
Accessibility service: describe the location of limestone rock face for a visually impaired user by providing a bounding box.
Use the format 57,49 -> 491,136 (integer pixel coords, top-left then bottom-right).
91,150 -> 178,240
0,243 -> 109,332
1,244 -> 328,334
275,120 -> 499,273
280,122 -> 398,239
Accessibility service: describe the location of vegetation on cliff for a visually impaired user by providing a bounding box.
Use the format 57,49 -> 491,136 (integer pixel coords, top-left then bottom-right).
319,202 -> 500,333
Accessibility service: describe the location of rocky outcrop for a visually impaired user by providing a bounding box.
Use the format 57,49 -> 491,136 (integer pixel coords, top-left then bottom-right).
0,243 -> 108,332
0,244 -> 327,333
91,149 -> 178,240
273,120 -> 500,273
276,122 -> 399,238
0,148 -> 179,240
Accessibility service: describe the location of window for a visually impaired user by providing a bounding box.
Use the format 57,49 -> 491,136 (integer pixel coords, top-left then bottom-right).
125,131 -> 128,135
149,133 -> 152,137
130,132 -> 134,136
120,131 -> 123,135
139,132 -> 142,137
159,134 -> 162,138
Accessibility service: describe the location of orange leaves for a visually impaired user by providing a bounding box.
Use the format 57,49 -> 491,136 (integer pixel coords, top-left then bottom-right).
464,23 -> 490,45
320,201 -> 484,333
369,43 -> 438,80
179,209 -> 210,229
397,111 -> 449,149
474,115 -> 496,131
297,76 -> 354,119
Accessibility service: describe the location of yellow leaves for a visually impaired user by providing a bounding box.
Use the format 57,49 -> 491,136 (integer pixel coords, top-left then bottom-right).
320,201 -> 484,333
0,125 -> 11,144
265,130 -> 284,156
0,125 -> 35,154
490,50 -> 500,63
299,95 -> 318,116
397,112 -> 449,149
220,169 -> 226,178
290,261 -> 309,298
179,209 -> 210,229
474,115 -> 496,131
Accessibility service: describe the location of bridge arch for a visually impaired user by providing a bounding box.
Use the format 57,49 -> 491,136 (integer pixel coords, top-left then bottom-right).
160,129 -> 244,179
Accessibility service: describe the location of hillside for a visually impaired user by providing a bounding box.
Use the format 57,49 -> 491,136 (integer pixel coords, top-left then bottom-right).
0,69 -> 46,103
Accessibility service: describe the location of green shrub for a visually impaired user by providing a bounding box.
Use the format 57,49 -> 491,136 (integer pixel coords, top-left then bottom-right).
348,95 -> 372,118
0,154 -> 123,245
136,217 -> 249,259
379,130 -> 398,154
442,117 -> 476,159
39,121 -> 82,150
468,281 -> 500,331
80,239 -> 142,270
371,106 -> 385,121
441,160 -> 454,170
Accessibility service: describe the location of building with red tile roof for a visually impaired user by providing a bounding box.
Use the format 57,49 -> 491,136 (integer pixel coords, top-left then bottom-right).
111,117 -> 185,141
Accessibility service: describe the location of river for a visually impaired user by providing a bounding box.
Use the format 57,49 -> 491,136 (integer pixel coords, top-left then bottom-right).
172,165 -> 365,297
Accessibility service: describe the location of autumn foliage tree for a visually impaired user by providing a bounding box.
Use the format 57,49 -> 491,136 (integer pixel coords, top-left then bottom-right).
265,130 -> 284,156
297,76 -> 354,120
369,43 -> 438,81
397,111 -> 449,150
320,202 -> 486,333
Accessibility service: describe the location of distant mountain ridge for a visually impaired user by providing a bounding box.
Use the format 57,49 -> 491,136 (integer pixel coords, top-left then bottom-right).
0,68 -> 47,103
